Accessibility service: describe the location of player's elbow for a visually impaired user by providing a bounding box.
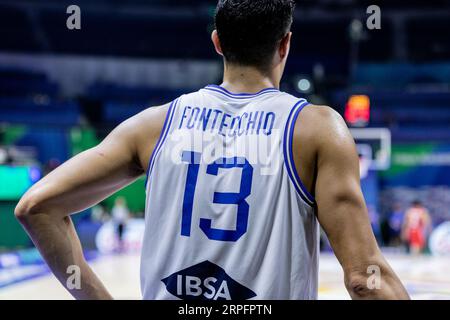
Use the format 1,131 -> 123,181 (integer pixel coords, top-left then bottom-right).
345,271 -> 374,299
14,191 -> 43,224
343,254 -> 387,299
344,262 -> 410,300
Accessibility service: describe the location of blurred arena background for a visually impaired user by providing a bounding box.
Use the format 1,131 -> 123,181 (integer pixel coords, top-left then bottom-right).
0,0 -> 450,299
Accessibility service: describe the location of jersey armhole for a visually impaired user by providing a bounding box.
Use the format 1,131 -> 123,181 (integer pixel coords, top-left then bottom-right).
144,98 -> 180,189
283,99 -> 316,207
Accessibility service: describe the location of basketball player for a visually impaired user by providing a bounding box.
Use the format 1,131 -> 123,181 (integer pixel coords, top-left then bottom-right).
402,200 -> 432,255
111,197 -> 129,252
15,0 -> 409,300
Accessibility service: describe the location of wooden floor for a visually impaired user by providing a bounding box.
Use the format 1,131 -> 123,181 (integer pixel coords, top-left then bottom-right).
0,253 -> 449,300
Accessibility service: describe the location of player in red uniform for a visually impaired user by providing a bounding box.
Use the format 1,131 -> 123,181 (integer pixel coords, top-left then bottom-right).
402,200 -> 432,254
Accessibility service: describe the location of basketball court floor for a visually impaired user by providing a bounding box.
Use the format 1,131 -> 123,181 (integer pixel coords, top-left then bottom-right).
0,252 -> 449,300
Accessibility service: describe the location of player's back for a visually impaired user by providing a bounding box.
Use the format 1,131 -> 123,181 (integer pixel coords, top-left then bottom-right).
141,85 -> 319,300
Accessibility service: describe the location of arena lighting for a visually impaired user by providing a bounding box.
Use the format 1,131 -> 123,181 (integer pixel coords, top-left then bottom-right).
29,166 -> 41,183
297,79 -> 311,92
345,95 -> 371,127
296,77 -> 313,94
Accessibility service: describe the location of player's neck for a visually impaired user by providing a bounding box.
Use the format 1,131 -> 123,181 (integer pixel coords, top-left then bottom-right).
221,64 -> 279,94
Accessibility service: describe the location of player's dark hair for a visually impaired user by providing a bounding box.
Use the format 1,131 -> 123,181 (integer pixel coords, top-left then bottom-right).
215,0 -> 296,72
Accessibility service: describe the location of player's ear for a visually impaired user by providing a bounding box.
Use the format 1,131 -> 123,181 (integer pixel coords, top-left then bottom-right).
278,32 -> 292,60
211,30 -> 224,56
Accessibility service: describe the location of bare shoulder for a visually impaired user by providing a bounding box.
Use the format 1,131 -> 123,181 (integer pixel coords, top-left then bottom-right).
298,104 -> 347,135
292,104 -> 357,187
127,103 -> 171,132
132,103 -> 172,170
295,104 -> 354,150
111,103 -> 171,172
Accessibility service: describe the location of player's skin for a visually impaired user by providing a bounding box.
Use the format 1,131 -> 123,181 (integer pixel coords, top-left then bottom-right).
15,30 -> 410,300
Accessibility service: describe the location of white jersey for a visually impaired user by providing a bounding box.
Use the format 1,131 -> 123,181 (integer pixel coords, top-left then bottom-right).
141,85 -> 319,300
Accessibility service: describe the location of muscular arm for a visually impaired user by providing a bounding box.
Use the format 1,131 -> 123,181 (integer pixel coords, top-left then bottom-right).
14,104 -> 169,300
295,106 -> 410,300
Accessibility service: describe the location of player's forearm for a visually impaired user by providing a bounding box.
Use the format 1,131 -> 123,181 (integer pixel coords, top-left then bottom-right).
15,206 -> 112,300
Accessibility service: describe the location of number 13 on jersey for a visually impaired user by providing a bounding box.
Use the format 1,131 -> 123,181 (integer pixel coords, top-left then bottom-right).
180,151 -> 253,242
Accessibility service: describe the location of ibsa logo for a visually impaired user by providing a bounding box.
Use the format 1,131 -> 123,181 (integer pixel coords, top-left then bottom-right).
161,260 -> 256,300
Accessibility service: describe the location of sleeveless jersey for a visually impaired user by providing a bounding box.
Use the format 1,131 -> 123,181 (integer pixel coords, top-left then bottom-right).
141,85 -> 319,300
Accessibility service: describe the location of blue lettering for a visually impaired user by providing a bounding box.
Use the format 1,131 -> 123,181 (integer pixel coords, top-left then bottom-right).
179,106 -> 192,129
210,110 -> 223,131
246,112 -> 258,135
177,107 -> 277,136
219,114 -> 232,137
263,112 -> 276,136
228,116 -> 240,137
197,108 -> 213,131
256,111 -> 265,135
238,113 -> 248,136
187,107 -> 201,129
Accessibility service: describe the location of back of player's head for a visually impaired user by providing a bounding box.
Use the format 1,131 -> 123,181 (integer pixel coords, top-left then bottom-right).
214,0 -> 296,72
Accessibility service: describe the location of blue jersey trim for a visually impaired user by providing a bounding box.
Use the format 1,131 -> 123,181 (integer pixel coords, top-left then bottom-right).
206,84 -> 279,96
204,85 -> 279,99
144,98 -> 179,189
204,88 -> 278,100
283,99 -> 315,206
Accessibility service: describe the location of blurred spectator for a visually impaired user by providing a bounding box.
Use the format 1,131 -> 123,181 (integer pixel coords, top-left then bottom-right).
91,204 -> 109,223
388,203 -> 405,247
402,200 -> 432,255
111,197 -> 130,252
0,147 -> 7,164
368,205 -> 381,242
